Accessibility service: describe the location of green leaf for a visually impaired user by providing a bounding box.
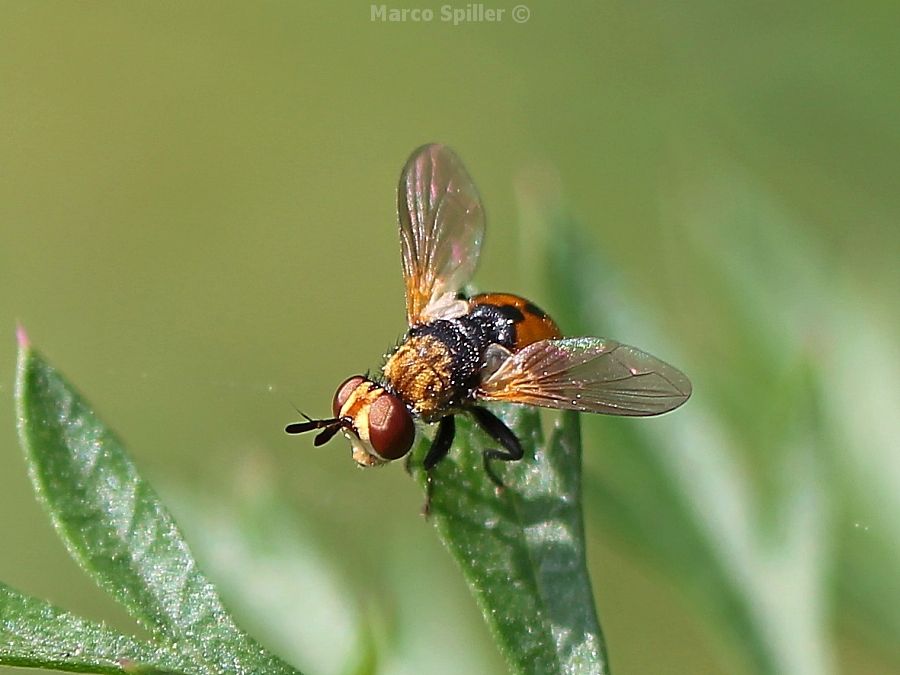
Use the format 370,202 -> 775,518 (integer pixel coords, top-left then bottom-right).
162,475 -> 371,675
0,581 -> 186,674
517,176 -> 834,675
14,333 -> 301,675
823,296 -> 900,661
412,404 -> 608,675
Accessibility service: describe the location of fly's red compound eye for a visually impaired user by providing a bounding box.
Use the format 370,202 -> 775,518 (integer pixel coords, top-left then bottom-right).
367,393 -> 415,460
332,376 -> 366,418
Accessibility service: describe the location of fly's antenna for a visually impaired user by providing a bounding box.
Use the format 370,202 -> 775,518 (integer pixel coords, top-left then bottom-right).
285,416 -> 340,434
288,399 -> 315,422
285,411 -> 347,447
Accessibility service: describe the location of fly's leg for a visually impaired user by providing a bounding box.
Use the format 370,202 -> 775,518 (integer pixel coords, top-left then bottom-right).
469,406 -> 523,489
421,415 -> 456,515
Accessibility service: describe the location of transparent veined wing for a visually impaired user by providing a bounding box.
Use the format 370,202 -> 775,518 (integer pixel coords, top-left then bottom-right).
398,143 -> 485,325
479,337 -> 692,416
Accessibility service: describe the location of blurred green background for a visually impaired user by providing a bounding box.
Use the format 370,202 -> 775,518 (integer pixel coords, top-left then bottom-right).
1,2 -> 898,674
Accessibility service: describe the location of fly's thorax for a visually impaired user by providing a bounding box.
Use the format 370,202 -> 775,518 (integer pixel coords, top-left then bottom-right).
382,333 -> 456,421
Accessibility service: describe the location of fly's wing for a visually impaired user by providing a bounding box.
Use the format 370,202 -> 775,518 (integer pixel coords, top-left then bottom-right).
479,337 -> 692,416
398,144 -> 485,325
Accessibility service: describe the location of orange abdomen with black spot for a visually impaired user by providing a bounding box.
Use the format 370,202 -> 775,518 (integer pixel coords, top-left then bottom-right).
469,293 -> 561,350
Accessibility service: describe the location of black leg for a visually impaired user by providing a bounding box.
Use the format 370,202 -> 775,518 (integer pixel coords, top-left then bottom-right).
469,406 -> 523,488
424,415 -> 456,470
421,416 -> 455,516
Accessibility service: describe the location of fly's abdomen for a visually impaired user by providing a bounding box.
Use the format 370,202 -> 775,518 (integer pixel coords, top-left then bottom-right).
468,293 -> 561,350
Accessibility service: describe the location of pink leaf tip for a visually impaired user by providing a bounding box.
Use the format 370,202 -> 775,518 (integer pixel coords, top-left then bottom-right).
15,323 -> 30,349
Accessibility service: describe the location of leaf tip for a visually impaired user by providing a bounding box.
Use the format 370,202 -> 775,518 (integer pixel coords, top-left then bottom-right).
16,322 -> 30,349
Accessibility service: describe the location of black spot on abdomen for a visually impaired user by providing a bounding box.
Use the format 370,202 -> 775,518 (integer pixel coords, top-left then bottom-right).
494,304 -> 525,324
524,300 -> 550,320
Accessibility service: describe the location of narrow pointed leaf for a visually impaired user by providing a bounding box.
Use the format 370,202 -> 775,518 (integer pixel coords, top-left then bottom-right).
14,337 -> 301,675
413,405 -> 608,675
0,581 -> 187,674
521,189 -> 834,675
